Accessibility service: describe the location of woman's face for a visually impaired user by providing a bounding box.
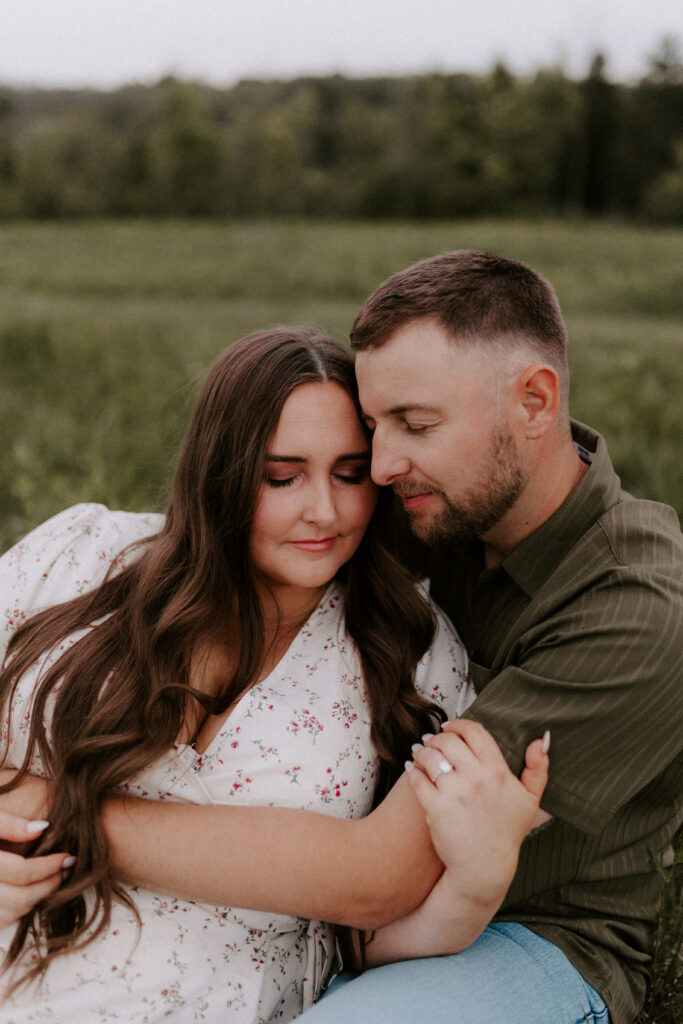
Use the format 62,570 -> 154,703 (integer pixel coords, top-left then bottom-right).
250,381 -> 378,606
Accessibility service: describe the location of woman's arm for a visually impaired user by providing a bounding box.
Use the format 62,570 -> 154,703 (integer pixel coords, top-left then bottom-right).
0,721 -> 547,933
103,771 -> 441,929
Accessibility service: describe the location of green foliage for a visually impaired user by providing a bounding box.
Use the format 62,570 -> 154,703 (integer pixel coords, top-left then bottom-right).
636,828 -> 683,1024
0,52 -> 681,221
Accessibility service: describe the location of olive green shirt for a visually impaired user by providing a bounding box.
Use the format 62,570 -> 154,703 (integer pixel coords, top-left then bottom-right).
427,422 -> 683,1024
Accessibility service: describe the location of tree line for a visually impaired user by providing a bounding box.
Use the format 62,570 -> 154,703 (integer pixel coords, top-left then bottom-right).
0,41 -> 681,222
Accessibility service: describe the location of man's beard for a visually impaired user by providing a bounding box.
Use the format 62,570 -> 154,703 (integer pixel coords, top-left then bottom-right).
395,422 -> 527,545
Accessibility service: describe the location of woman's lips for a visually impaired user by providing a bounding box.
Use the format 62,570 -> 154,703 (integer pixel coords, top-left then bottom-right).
288,538 -> 337,552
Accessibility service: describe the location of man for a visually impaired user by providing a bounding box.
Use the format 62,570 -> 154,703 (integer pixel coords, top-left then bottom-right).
301,250 -> 683,1024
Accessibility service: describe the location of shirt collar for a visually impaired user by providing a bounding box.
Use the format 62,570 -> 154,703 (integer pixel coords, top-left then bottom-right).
498,421 -> 624,597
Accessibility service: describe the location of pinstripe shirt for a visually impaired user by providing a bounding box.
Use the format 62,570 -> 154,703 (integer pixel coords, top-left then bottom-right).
428,421 -> 683,1024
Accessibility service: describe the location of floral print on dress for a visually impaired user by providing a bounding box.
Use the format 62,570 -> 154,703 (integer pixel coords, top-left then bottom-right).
0,505 -> 472,1023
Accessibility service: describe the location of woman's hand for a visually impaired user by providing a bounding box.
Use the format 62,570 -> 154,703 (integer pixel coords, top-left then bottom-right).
362,721 -> 550,967
407,720 -> 550,904
0,774 -> 71,930
0,812 -> 71,928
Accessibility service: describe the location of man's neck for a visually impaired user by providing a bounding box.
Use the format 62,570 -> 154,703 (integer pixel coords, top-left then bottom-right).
482,444 -> 590,569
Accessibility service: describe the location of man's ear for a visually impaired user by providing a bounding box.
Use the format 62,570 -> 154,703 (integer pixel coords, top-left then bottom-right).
514,364 -> 560,439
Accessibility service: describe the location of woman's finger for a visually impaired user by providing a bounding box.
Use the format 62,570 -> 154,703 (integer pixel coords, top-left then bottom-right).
0,810 -> 50,845
0,848 -> 73,886
0,874 -> 62,927
410,744 -> 458,784
417,731 -> 479,773
403,762 -> 443,817
520,733 -> 551,804
440,719 -> 508,761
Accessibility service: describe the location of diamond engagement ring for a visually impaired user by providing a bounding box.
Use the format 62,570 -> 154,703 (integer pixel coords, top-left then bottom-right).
432,758 -> 454,782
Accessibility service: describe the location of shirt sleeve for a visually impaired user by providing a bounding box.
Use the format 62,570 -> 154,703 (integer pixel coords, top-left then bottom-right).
413,589 -> 474,720
464,561 -> 683,834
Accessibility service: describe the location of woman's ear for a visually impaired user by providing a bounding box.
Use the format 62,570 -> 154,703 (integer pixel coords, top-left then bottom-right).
514,364 -> 560,439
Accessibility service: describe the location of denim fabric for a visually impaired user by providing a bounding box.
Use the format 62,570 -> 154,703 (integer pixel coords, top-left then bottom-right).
301,922 -> 610,1024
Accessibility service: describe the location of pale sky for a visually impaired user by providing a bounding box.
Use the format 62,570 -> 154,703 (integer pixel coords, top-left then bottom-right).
2,0 -> 681,88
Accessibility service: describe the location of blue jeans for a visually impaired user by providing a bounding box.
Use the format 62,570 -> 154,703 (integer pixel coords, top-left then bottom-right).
302,923 -> 610,1024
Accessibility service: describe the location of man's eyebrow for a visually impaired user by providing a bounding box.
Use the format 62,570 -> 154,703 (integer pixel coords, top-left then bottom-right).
266,452 -> 370,463
388,403 -> 441,416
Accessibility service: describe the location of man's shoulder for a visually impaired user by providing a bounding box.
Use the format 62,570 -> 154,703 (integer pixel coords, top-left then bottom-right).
594,493 -> 682,569
553,494 -> 683,609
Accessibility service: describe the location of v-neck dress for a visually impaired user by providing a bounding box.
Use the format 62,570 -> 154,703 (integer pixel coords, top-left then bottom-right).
0,505 -> 472,1023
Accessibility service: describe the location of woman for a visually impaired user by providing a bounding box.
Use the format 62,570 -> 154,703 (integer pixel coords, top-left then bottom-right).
0,327 -> 477,1021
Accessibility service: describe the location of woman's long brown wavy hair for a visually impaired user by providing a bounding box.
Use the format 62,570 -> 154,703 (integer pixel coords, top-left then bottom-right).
0,327 -> 443,979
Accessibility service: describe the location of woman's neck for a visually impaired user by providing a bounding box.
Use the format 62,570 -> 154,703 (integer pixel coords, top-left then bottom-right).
183,582 -> 329,753
258,582 -> 328,638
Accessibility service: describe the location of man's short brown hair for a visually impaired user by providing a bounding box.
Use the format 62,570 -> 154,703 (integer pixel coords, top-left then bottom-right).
350,250 -> 569,399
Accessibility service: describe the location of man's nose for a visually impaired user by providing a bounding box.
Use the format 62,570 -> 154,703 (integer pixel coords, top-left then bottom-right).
371,432 -> 411,486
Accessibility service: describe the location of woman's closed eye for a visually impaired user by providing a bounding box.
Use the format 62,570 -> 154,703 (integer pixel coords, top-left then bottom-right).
266,475 -> 297,488
332,466 -> 370,485
267,468 -> 369,488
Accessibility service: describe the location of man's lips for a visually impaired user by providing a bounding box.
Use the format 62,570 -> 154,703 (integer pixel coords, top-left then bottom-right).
288,538 -> 337,552
400,492 -> 433,510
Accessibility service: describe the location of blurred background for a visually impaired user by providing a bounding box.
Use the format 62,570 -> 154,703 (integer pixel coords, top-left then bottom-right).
1,1 -> 682,548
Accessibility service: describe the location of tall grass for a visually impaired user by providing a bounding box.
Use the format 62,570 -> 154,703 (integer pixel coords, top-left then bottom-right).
1,218 -> 681,552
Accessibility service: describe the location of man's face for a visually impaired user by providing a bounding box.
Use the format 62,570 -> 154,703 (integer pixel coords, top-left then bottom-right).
355,318 -> 527,544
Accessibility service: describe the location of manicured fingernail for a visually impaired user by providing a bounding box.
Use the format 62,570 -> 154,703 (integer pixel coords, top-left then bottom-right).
62,856 -> 76,868
411,743 -> 423,753
26,820 -> 50,835
542,730 -> 551,754
404,760 -> 414,772
421,733 -> 434,743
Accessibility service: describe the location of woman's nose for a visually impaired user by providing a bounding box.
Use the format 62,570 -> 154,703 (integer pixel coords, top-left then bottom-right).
302,483 -> 337,526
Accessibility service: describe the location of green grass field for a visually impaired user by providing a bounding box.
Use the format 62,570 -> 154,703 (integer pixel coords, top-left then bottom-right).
0,217 -> 681,1019
1,217 -> 681,550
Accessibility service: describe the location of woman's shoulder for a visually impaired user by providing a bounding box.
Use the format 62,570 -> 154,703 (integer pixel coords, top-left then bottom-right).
413,580 -> 474,718
0,503 -> 164,617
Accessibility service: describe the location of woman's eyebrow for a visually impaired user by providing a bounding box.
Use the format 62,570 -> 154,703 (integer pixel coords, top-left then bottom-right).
266,452 -> 370,463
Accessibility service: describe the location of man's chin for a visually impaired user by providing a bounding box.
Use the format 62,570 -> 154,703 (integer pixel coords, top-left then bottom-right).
406,509 -> 451,545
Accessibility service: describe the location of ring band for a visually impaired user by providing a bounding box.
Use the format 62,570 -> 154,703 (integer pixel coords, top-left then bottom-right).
432,758 -> 454,782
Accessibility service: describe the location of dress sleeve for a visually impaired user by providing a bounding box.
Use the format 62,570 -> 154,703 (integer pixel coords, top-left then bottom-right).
413,588 -> 474,720
0,503 -> 163,664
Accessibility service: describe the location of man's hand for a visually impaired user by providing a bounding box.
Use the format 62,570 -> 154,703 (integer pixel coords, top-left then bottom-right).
407,720 -> 550,904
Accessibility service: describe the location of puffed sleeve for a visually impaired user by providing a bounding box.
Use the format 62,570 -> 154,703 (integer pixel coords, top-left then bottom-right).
0,503 -> 164,664
413,586 -> 473,720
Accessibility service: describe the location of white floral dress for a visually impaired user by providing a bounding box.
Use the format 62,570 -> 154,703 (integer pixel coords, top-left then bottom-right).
0,504 -> 472,1023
